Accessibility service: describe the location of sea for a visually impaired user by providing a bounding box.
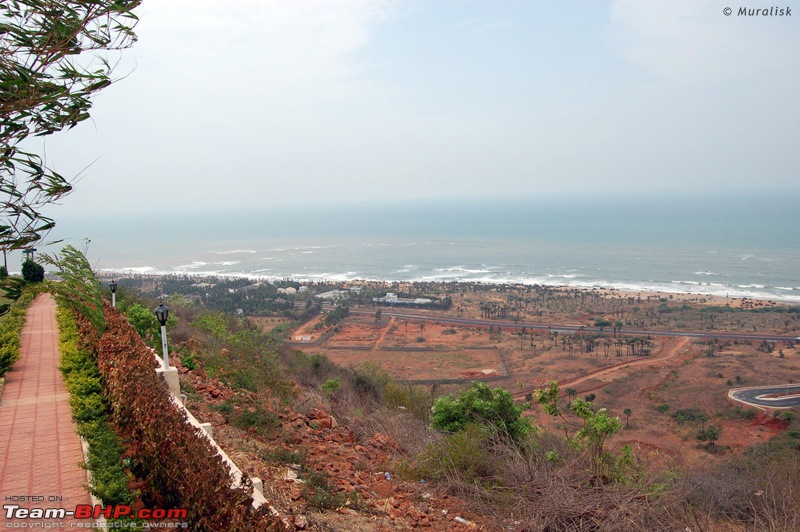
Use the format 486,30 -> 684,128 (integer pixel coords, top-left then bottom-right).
24,192 -> 800,303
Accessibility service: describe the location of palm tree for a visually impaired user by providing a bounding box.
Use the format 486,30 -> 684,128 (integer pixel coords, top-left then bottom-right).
565,388 -> 577,404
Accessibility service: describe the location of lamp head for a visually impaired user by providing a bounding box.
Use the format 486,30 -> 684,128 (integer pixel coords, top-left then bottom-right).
153,302 -> 170,326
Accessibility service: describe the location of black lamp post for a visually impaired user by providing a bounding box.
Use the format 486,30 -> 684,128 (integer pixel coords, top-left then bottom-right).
109,280 -> 118,308
153,302 -> 170,368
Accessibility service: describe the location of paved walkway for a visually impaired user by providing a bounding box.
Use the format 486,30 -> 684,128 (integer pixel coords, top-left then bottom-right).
0,293 -> 91,525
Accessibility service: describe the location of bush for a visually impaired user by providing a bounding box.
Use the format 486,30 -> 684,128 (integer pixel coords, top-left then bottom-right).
230,405 -> 279,437
0,265 -> 7,278
657,403 -> 670,413
21,260 -> 44,282
672,408 -> 705,424
56,306 -> 135,506
96,309 -> 283,529
431,381 -> 532,441
418,422 -> 493,483
0,284 -> 40,377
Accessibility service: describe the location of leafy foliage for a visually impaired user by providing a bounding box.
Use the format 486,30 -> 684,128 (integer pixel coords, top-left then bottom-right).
57,305 -> 136,506
95,307 -> 284,529
569,398 -> 624,481
1,1 -> 141,250
535,381 -> 625,482
21,259 -> 44,282
45,246 -> 104,333
322,304 -> 349,326
0,283 -> 40,376
431,381 -> 532,441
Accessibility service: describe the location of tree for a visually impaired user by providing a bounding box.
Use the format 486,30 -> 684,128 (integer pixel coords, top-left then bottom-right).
44,245 -> 103,332
570,398 -> 623,481
565,387 -> 577,403
1,1 -> 141,251
594,318 -> 612,332
623,408 -> 632,428
535,381 -> 625,480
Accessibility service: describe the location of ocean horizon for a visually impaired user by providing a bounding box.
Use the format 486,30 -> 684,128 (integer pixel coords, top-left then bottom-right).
20,193 -> 800,303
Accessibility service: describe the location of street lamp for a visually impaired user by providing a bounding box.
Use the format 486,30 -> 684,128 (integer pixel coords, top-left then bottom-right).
109,280 -> 118,308
153,302 -> 170,368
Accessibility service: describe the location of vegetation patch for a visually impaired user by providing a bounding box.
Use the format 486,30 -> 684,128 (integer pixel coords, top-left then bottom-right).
0,283 -> 42,377
57,305 -> 137,508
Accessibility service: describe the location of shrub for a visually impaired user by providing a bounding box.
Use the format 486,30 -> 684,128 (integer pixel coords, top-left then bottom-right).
418,422 -> 493,483
230,405 -> 279,437
657,403 -> 670,413
321,378 -> 341,395
21,260 -> 44,282
96,308 -> 283,529
431,381 -> 532,441
56,306 -> 135,506
0,265 -> 7,278
672,408 -> 704,424
0,284 -> 40,377
179,352 -> 197,370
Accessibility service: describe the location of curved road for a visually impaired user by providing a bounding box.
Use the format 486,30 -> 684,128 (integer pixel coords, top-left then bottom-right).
729,385 -> 800,409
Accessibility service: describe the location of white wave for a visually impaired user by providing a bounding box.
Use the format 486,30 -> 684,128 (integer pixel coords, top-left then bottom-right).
736,284 -> 766,289
211,249 -> 257,255
776,286 -> 794,291
547,273 -> 581,279
434,266 -> 491,274
115,266 -> 155,274
214,261 -> 241,266
173,261 -> 208,270
694,271 -> 716,276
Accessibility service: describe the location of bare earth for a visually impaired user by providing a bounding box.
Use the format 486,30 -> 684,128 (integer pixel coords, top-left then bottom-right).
282,285 -> 800,467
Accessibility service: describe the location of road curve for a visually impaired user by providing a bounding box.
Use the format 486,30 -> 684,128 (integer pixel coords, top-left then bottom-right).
729,385 -> 800,409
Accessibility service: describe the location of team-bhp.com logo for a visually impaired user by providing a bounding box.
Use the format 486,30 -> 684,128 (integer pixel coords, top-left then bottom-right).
4,504 -> 188,528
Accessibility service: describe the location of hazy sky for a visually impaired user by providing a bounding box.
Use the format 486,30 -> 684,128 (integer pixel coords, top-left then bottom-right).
34,0 -> 800,216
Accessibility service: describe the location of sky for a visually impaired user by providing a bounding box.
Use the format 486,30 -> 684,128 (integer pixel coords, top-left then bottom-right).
32,0 -> 800,216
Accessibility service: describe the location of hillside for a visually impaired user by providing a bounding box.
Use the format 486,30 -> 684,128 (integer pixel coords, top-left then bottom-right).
112,277 -> 800,530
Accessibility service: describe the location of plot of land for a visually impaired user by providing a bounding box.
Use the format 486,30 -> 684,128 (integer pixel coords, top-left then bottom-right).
291,304 -> 800,467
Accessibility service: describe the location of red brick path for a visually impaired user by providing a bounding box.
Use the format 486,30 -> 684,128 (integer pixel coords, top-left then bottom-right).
0,293 -> 91,525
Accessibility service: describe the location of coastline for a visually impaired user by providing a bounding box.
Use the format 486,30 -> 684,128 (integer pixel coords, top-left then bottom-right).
94,270 -> 795,308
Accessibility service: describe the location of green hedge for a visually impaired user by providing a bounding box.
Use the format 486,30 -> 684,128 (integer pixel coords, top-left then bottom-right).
57,306 -> 137,508
0,284 -> 41,377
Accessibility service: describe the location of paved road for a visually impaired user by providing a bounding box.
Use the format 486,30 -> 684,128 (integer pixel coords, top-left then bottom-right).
729,385 -> 800,409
